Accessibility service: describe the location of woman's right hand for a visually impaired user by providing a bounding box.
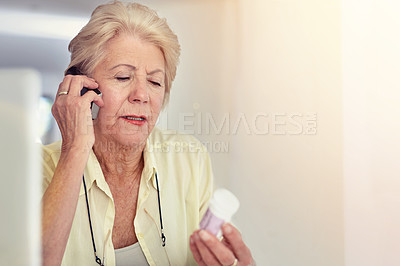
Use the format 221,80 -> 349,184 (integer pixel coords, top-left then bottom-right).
43,74 -> 103,266
52,74 -> 104,152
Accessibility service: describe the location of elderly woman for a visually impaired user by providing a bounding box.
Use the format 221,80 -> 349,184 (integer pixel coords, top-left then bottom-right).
41,1 -> 254,266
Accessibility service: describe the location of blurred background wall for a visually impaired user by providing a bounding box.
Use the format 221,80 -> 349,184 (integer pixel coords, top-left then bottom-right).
1,0 -> 399,265
343,0 -> 400,265
233,1 -> 343,265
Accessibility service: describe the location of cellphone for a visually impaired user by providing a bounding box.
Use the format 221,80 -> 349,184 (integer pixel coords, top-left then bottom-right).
66,67 -> 101,119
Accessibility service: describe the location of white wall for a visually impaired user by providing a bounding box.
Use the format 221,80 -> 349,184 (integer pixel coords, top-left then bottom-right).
343,0 -> 400,265
232,0 -> 343,264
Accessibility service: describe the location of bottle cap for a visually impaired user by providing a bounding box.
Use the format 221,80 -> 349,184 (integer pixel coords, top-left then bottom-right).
209,188 -> 240,222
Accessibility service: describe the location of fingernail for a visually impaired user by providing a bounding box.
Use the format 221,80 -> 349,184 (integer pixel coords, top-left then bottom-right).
190,236 -> 194,244
223,223 -> 232,234
199,230 -> 210,241
194,232 -> 200,241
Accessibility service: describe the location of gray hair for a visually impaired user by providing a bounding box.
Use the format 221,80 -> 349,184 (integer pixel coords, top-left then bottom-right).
67,1 -> 181,106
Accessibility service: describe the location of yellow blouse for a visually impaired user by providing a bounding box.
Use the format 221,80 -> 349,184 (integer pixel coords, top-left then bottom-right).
42,127 -> 214,265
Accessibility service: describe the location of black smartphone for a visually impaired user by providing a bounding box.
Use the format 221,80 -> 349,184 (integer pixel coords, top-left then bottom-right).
65,67 -> 101,119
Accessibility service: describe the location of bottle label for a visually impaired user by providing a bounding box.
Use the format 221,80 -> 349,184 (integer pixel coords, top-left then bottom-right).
199,209 -> 225,236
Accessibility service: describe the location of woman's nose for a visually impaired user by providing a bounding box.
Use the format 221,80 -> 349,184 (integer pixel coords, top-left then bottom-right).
128,76 -> 149,103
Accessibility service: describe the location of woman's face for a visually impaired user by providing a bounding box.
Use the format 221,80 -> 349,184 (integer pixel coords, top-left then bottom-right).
92,34 -> 165,147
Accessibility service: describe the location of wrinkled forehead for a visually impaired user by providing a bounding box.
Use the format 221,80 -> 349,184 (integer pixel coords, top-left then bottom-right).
100,34 -> 165,73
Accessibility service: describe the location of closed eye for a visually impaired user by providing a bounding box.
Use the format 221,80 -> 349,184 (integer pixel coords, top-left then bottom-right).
116,77 -> 130,81
149,80 -> 162,87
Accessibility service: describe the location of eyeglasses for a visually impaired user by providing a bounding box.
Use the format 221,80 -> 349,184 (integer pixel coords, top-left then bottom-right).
82,171 -> 166,265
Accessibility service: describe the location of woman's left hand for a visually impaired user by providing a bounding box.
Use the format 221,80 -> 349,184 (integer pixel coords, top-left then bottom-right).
190,223 -> 255,266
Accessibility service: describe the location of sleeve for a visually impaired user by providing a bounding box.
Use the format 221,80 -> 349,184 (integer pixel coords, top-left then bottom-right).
40,144 -> 58,197
198,146 -> 214,220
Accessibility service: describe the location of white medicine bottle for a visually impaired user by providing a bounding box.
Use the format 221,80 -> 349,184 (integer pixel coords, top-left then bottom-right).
199,188 -> 240,236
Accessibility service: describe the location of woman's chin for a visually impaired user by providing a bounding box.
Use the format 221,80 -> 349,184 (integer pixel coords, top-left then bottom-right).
114,133 -> 148,149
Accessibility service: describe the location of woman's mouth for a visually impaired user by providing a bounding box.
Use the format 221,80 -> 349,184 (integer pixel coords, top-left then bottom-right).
121,115 -> 147,125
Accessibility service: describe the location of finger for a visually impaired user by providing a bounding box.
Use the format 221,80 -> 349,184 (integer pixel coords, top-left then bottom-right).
53,79 -> 72,117
190,234 -> 206,266
194,231 -> 221,266
66,75 -> 98,96
56,78 -> 72,97
222,224 -> 252,262
92,93 -> 104,107
221,237 -> 233,250
81,90 -> 104,107
199,230 -> 236,265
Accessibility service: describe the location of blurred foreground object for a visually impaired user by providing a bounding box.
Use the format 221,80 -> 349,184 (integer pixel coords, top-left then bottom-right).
0,69 -> 41,266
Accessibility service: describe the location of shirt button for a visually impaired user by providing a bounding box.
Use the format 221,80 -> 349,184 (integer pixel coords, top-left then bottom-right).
137,233 -> 143,239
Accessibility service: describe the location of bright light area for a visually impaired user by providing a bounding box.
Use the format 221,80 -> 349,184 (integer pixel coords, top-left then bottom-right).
0,9 -> 88,40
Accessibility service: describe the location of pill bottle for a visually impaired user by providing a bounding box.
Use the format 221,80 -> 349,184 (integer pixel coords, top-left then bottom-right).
199,188 -> 240,236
